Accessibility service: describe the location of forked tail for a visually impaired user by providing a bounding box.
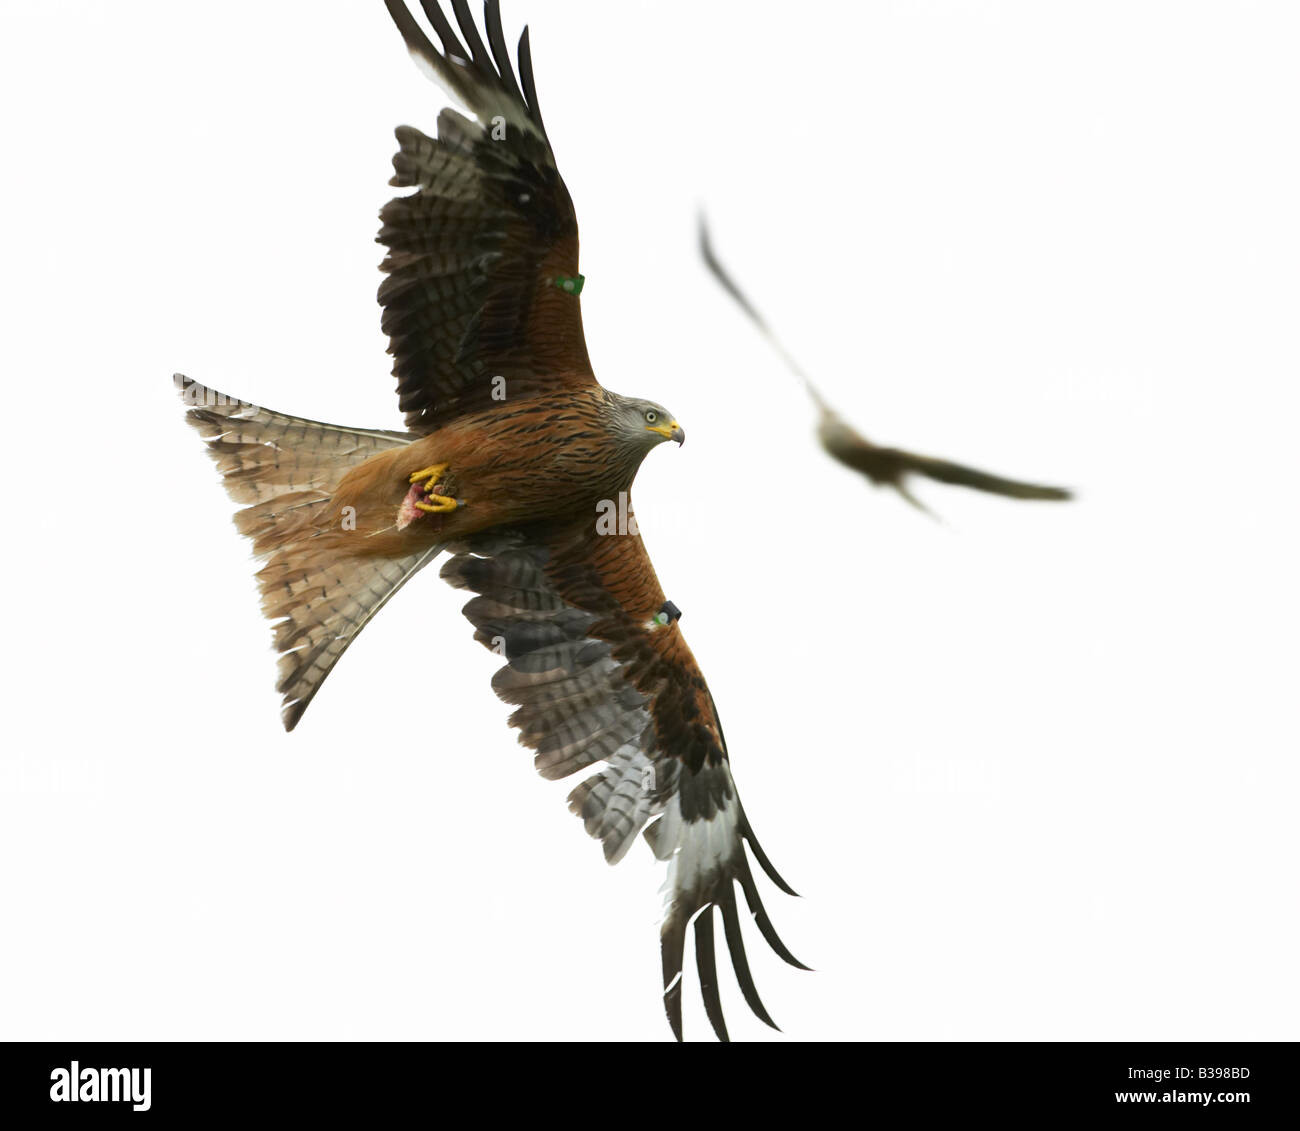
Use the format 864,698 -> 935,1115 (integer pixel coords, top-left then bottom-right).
176,375 -> 439,729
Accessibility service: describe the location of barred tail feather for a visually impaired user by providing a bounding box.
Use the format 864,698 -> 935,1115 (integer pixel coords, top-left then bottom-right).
177,374 -> 439,729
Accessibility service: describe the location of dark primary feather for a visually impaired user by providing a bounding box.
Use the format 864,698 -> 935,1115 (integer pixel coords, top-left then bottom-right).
441,517 -> 805,1040
699,214 -> 1074,508
451,0 -> 494,75
483,1 -> 524,103
380,1 -> 593,433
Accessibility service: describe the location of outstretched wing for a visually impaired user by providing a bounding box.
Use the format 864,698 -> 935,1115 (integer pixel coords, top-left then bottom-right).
439,512 -> 806,1040
699,214 -> 1073,509
817,411 -> 1072,516
380,0 -> 595,431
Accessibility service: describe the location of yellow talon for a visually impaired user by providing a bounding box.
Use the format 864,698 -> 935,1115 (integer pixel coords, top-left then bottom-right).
408,463 -> 449,490
414,493 -> 459,514
403,463 -> 461,514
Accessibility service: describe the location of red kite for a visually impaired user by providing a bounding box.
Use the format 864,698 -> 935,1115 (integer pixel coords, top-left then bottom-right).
178,0 -> 802,1041
699,217 -> 1074,516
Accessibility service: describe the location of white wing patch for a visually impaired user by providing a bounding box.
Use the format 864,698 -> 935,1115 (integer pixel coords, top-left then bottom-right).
650,769 -> 741,910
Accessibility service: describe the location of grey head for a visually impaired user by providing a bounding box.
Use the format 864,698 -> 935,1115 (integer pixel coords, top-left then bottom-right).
604,391 -> 686,450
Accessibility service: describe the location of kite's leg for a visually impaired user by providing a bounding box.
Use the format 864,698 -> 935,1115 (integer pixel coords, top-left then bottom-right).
414,493 -> 459,514
408,463 -> 450,492
406,463 -> 460,516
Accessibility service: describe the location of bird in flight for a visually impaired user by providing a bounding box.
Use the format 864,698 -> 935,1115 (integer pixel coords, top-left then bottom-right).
177,0 -> 803,1041
699,217 -> 1074,516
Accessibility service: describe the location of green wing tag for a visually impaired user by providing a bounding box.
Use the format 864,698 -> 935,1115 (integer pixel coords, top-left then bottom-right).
648,600 -> 681,629
553,274 -> 585,295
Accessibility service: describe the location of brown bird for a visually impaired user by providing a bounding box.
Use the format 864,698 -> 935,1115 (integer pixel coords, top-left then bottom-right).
699,216 -> 1074,515
177,0 -> 802,1041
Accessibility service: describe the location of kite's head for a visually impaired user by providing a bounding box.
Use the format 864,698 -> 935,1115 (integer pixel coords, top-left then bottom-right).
610,394 -> 685,450
643,404 -> 685,447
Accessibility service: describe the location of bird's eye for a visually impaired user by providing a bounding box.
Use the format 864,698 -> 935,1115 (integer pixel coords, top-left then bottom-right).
645,411 -> 657,423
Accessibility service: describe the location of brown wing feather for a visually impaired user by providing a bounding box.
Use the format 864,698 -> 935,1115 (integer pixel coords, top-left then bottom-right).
380,1 -> 594,432
440,512 -> 804,1041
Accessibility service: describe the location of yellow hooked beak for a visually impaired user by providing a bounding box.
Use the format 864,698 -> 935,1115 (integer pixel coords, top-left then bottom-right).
647,421 -> 686,445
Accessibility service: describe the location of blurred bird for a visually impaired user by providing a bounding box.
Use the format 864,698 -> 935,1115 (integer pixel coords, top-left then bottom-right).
699,216 -> 1073,516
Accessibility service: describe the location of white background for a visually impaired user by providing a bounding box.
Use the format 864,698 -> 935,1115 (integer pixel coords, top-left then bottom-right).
1,1 -> 1297,1042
